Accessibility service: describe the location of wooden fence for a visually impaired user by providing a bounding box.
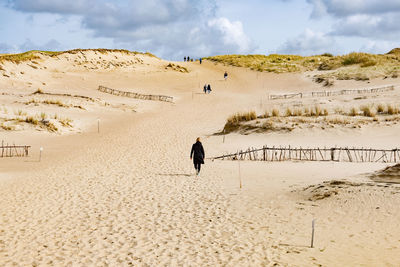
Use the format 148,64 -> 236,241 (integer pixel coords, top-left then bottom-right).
211,146 -> 400,163
98,85 -> 174,102
1,142 -> 30,157
269,85 -> 395,100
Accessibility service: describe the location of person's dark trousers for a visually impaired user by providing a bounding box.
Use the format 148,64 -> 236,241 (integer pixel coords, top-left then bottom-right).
194,163 -> 201,174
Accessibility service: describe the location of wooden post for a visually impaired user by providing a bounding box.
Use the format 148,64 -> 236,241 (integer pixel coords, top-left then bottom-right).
311,219 -> 315,248
238,154 -> 242,189
39,147 -> 43,162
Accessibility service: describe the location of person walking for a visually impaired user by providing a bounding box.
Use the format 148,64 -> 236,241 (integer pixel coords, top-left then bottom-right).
190,137 -> 205,175
207,84 -> 211,94
224,71 -> 228,80
199,58 -> 202,64
184,56 -> 186,62
203,84 -> 207,94
187,56 -> 190,62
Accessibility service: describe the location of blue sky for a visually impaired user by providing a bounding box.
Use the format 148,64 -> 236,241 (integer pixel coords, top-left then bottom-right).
0,0 -> 399,59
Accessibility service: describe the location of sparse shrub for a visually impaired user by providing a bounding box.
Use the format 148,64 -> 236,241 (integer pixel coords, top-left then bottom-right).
323,79 -> 334,87
1,123 -> 14,131
40,112 -> 47,120
46,122 -> 58,132
323,108 -> 329,116
377,104 -> 385,113
349,107 -> 358,116
360,105 -> 375,117
226,111 -> 257,124
387,105 -> 399,115
342,52 -> 371,66
14,109 -> 27,116
304,107 -> 310,116
320,53 -> 333,57
318,62 -> 336,70
354,74 -> 369,81
33,88 -> 44,94
59,117 -> 73,127
263,111 -> 270,118
334,107 -> 343,114
285,108 -> 292,117
25,116 -> 39,125
313,106 -> 322,116
293,109 -> 303,116
361,60 -> 377,68
272,109 -> 280,117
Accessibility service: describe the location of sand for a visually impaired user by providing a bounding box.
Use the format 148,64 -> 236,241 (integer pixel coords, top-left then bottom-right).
1,51 -> 400,266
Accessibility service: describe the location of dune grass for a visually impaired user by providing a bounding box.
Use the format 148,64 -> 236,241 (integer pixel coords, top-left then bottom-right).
205,50 -> 400,80
223,103 -> 400,134
0,49 -> 157,64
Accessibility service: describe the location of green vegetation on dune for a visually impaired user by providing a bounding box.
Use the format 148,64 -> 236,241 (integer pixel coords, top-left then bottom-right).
0,49 -> 157,64
205,50 -> 400,80
205,54 -> 305,73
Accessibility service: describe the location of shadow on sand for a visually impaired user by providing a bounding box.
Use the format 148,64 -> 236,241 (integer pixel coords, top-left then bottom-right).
156,173 -> 193,177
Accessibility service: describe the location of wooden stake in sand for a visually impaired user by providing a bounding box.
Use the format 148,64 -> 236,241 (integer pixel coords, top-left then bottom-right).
97,118 -> 100,133
238,153 -> 242,189
311,219 -> 315,248
39,147 -> 43,162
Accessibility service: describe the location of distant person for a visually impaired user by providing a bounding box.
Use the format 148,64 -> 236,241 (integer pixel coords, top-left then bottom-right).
184,56 -> 186,62
207,84 -> 211,94
187,56 -> 190,62
191,59 -> 193,62
203,84 -> 207,94
224,71 -> 228,80
190,137 -> 205,176
199,58 -> 202,64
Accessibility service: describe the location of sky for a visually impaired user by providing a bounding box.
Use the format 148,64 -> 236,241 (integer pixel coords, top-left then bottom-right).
0,0 -> 399,60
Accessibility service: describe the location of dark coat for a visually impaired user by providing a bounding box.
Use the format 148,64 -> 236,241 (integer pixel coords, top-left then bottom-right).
191,141 -> 205,164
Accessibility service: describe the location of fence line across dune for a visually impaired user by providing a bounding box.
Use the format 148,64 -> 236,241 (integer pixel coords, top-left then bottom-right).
268,85 -> 395,100
98,85 -> 174,103
211,146 -> 400,163
1,141 -> 30,157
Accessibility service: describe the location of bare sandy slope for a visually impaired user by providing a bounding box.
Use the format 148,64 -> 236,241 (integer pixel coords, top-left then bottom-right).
1,52 -> 400,266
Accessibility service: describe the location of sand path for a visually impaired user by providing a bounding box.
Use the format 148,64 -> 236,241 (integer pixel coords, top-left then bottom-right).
1,61 -> 400,266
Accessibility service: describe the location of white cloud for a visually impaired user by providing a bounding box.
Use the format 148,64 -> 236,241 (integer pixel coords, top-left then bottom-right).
6,0 -> 255,58
0,43 -> 18,54
18,39 -> 62,52
360,40 -> 399,54
307,0 -> 400,40
207,17 -> 253,54
307,0 -> 400,18
331,13 -> 400,40
278,29 -> 338,55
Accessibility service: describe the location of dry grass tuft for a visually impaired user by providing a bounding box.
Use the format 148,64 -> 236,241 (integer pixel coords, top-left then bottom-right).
349,107 -> 358,116
33,88 -> 44,94
360,105 -> 375,117
59,117 -> 73,127
272,109 -> 280,117
387,105 -> 400,115
377,104 -> 385,113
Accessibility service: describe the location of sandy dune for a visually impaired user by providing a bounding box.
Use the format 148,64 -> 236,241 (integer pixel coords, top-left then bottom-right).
1,51 -> 400,266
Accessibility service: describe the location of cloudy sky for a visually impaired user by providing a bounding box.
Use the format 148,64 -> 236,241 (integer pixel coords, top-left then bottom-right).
0,0 -> 399,59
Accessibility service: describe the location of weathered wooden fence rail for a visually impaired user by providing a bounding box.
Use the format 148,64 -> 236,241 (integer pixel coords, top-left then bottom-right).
211,146 -> 400,163
98,85 -> 174,102
269,85 -> 395,100
1,142 -> 30,157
